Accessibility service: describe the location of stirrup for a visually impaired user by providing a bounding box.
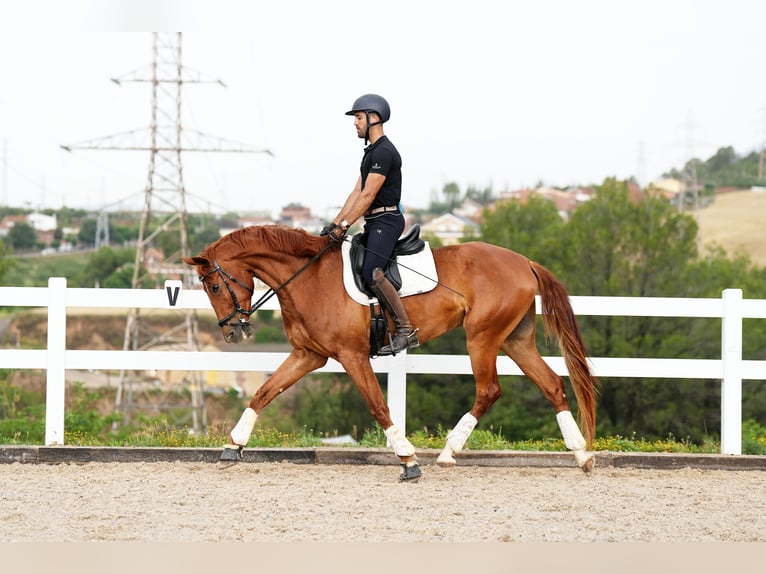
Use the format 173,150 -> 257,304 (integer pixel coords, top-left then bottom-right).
379,329 -> 420,356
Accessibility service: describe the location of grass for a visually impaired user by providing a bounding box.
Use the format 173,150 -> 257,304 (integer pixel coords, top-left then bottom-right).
4,382 -> 765,454
55,423 -> 766,455
64,424 -> 324,448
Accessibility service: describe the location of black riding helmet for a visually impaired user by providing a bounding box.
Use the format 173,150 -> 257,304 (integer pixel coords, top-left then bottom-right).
345,94 -> 390,143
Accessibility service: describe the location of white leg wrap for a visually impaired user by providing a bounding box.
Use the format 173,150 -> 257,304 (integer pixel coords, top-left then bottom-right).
556,410 -> 586,451
437,412 -> 478,466
384,425 -> 416,457
446,412 -> 478,454
230,407 -> 257,446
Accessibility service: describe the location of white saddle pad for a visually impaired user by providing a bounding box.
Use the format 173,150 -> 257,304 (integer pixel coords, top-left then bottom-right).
341,236 -> 439,306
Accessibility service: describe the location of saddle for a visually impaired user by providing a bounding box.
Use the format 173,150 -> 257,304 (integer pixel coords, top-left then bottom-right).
349,224 -> 426,297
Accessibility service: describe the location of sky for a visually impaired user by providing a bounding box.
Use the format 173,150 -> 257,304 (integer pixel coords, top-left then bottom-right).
1,0 -> 765,220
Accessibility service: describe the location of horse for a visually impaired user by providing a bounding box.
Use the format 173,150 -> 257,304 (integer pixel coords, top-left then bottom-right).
182,225 -> 599,481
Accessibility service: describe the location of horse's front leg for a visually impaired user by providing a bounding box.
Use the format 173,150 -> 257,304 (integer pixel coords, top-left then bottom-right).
221,348 -> 328,462
342,356 -> 421,482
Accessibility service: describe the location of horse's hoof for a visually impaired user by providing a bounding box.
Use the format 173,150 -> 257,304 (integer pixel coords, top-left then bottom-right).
399,462 -> 422,482
436,448 -> 457,467
578,453 -> 595,474
436,452 -> 456,467
220,445 -> 244,462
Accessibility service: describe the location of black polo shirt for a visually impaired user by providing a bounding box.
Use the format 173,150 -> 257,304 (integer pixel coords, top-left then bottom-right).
360,135 -> 402,210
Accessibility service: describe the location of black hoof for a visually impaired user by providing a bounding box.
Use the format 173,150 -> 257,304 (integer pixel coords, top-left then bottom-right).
220,445 -> 243,462
399,463 -> 422,482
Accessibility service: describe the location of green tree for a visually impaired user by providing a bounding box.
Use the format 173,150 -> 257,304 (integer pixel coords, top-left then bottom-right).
191,225 -> 223,255
666,145 -> 765,189
465,184 -> 495,205
442,182 -> 461,210
7,222 -> 38,251
0,239 -> 15,281
480,193 -> 565,269
77,219 -> 98,247
76,246 -> 135,288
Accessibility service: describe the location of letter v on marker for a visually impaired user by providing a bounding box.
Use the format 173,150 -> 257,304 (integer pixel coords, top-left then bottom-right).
164,280 -> 183,307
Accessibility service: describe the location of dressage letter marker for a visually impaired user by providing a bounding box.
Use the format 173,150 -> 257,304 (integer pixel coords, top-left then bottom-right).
164,280 -> 183,307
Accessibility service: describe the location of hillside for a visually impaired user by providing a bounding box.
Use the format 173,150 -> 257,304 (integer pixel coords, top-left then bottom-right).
695,189 -> 766,267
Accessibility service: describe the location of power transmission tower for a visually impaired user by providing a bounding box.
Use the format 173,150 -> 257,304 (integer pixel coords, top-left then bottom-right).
95,211 -> 109,248
2,138 -> 7,206
759,106 -> 766,182
679,111 -> 700,213
62,33 -> 272,432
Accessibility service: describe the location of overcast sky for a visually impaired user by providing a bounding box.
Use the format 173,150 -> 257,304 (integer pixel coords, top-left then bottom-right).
1,1 -> 765,219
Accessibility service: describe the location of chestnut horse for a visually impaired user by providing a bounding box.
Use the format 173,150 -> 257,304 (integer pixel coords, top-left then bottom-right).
183,225 -> 598,480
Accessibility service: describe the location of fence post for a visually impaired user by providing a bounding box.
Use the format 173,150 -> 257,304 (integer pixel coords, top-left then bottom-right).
45,277 -> 67,446
721,288 -> 743,455
387,352 -> 408,433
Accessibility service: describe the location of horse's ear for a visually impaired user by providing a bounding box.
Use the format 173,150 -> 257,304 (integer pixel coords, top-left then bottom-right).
182,255 -> 209,267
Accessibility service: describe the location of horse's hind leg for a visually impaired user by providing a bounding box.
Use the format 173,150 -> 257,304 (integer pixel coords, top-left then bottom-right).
436,338 -> 503,467
501,307 -> 594,472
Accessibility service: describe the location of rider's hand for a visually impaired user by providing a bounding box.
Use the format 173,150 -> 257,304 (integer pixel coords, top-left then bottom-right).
321,221 -> 348,243
328,224 -> 347,243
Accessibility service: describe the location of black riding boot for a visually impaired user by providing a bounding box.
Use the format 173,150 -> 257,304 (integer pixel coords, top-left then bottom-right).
370,267 -> 419,355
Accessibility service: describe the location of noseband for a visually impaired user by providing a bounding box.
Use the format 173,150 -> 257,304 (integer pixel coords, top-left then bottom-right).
199,259 -> 256,328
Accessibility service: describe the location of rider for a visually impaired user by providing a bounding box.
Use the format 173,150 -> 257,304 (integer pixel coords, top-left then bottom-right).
321,93 -> 419,355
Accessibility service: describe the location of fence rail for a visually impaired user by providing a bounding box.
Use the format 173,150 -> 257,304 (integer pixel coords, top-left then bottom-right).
1,278 -> 765,454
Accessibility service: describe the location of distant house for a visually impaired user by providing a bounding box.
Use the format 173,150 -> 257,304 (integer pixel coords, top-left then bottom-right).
648,178 -> 683,202
27,212 -> 57,232
0,215 -> 27,238
452,198 -> 485,220
278,203 -> 323,233
420,213 -> 480,245
218,215 -> 274,237
496,187 -> 586,220
0,212 -> 58,246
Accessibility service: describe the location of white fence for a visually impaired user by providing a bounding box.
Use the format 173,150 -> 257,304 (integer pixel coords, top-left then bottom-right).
1,278 -> 765,454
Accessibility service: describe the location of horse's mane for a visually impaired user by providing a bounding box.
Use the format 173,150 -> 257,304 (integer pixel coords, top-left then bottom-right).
210,224 -> 327,258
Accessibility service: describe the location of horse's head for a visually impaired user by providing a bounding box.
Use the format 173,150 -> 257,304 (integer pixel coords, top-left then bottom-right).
182,253 -> 255,344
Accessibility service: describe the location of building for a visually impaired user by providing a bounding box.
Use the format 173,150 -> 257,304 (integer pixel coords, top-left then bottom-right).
420,212 -> 480,245
0,212 -> 58,247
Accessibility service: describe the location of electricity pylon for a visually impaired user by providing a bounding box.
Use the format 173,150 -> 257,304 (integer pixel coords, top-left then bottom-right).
759,106 -> 766,182
62,33 -> 272,432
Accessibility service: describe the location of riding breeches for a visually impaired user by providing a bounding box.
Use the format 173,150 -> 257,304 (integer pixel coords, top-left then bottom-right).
361,213 -> 405,286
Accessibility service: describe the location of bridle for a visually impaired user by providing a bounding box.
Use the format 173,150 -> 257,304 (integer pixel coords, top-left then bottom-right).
199,259 -> 256,328
199,241 -> 336,330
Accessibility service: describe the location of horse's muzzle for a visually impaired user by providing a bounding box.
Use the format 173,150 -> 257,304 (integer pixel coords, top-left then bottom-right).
223,322 -> 254,343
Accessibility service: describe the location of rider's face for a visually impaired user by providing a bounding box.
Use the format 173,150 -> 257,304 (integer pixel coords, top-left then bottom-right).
353,112 -> 367,139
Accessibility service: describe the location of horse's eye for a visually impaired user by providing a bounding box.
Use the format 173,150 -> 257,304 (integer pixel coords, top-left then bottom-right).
211,284 -> 220,294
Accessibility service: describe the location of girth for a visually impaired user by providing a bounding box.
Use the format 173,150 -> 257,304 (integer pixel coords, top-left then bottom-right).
350,223 -> 425,297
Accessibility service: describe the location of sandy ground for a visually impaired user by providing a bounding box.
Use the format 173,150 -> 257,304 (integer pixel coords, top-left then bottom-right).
0,461 -> 764,543
697,189 -> 766,266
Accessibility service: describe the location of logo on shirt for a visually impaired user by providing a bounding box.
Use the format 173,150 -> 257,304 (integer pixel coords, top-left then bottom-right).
372,162 -> 382,170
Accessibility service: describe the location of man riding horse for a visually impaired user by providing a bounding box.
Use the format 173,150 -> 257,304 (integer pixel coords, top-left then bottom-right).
321,94 -> 419,355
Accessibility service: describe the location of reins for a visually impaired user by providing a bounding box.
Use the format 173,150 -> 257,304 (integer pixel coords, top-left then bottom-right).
202,241 -> 336,328
250,241 -> 336,311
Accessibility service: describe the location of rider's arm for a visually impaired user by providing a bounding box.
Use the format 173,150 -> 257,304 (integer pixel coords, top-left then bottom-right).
335,173 -> 386,229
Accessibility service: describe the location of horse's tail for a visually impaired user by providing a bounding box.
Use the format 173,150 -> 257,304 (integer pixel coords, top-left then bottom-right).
530,261 -> 599,447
